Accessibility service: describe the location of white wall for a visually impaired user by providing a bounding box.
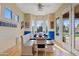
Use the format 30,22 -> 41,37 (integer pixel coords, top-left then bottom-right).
0,27 -> 17,52
0,3 -> 24,52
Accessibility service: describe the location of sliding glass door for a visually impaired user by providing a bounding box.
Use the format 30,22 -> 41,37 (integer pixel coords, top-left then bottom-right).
61,6 -> 72,52
72,4 -> 79,55
55,4 -> 79,55
63,12 -> 69,43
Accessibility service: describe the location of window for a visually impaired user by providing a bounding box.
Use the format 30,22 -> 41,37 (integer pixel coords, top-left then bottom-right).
0,4 -> 1,16
15,15 -> 19,22
12,13 -> 15,19
3,8 -> 12,19
32,20 -> 34,27
32,20 -> 35,34
74,5 -> 79,50
46,20 -> 48,33
37,20 -> 43,27
37,20 -> 43,32
63,12 -> 69,43
56,17 -> 59,36
31,20 -> 48,33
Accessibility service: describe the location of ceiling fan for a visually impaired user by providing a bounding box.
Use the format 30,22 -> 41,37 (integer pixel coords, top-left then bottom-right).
37,3 -> 44,11
37,3 -> 50,11
37,3 -> 47,11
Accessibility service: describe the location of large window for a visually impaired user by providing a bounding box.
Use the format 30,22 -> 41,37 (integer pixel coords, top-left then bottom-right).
63,12 -> 69,42
74,5 -> 79,50
31,20 -> 48,33
3,8 -> 12,19
37,20 -> 43,32
37,20 -> 43,27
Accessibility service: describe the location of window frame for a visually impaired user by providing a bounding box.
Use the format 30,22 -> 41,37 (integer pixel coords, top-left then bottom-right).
3,7 -> 12,20
56,17 -> 60,36
15,15 -> 19,22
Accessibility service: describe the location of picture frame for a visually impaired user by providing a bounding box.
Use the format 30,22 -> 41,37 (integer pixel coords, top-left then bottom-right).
25,21 -> 30,28
50,21 -> 54,29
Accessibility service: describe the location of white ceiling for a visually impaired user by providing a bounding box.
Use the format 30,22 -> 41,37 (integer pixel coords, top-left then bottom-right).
16,3 -> 62,15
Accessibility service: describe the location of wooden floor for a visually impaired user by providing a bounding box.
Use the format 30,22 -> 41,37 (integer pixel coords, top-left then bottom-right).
33,51 -> 54,56
22,44 -> 54,56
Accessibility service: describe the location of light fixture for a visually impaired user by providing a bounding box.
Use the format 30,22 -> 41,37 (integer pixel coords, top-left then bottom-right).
37,3 -> 44,11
